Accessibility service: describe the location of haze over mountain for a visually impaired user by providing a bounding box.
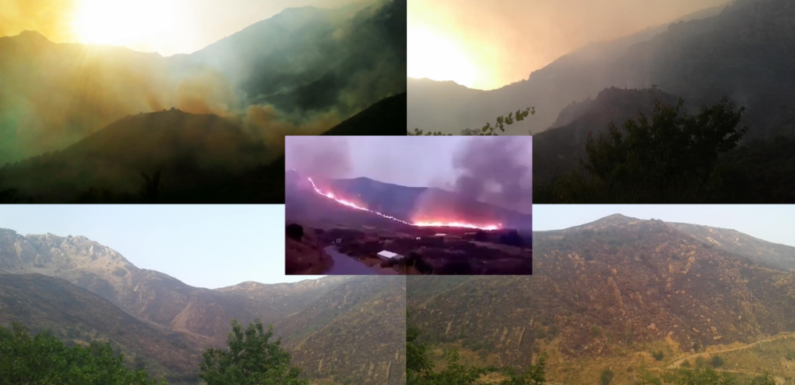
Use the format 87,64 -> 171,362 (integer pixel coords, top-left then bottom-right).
408,0 -> 793,139
0,228 -> 406,384
408,214 -> 795,384
0,0 -> 406,202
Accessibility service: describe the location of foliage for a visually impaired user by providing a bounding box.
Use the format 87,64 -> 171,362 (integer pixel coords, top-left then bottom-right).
407,319 -> 546,385
0,323 -> 164,385
600,368 -> 614,385
408,107 -> 534,136
711,355 -> 725,368
199,319 -> 307,385
541,97 -> 747,203
652,350 -> 664,361
656,366 -> 776,385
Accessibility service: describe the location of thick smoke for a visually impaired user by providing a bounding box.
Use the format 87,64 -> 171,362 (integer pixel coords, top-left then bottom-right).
451,137 -> 533,214
285,137 -> 352,179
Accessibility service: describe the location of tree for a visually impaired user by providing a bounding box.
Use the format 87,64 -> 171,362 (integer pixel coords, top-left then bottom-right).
548,97 -> 747,203
600,368 -> 614,385
711,355 -> 725,368
200,319 -> 307,385
408,107 -> 535,136
286,224 -> 304,242
652,350 -> 664,361
0,323 -> 163,385
407,318 -> 546,385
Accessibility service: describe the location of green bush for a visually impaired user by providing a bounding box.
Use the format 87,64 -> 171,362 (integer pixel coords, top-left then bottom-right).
600,368 -> 614,385
0,323 -> 164,385
711,355 -> 724,368
652,351 -> 664,361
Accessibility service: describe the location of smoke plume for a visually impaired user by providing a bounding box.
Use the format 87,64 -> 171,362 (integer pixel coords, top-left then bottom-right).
285,136 -> 352,179
451,137 -> 533,214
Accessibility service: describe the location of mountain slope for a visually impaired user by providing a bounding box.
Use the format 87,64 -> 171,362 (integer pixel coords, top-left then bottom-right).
0,110 -> 279,203
323,93 -> 407,136
408,215 -> 795,384
277,276 -> 407,385
0,229 -> 407,384
0,273 -> 202,383
409,0 -> 795,140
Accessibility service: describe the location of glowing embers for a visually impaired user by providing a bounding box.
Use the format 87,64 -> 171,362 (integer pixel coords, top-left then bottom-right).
413,221 -> 502,231
306,178 -> 412,225
306,177 -> 502,231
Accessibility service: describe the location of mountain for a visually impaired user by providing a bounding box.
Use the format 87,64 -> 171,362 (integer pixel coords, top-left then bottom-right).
0,110 -> 276,203
0,0 -> 406,166
287,172 -> 533,230
276,276 -> 406,385
323,92 -> 407,136
533,87 -> 682,184
407,214 -> 795,384
408,0 -> 794,140
0,273 -> 202,383
0,228 -> 407,384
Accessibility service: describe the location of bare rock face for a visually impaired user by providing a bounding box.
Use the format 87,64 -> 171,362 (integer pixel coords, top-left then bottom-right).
408,215 -> 795,371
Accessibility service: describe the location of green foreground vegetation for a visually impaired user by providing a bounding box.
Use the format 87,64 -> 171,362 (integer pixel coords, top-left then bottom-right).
0,320 -> 307,385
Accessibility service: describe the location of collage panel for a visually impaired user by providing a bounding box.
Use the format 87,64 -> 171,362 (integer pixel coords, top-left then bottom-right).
0,0 -> 406,204
284,136 -> 532,276
0,206 -> 406,385
407,0 -> 795,204
407,205 -> 795,385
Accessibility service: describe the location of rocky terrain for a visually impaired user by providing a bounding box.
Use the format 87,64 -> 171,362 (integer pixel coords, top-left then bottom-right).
0,228 -> 406,384
407,214 -> 795,384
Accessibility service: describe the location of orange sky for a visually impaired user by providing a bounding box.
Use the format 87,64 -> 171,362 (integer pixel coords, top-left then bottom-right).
408,0 -> 731,90
0,0 -> 363,56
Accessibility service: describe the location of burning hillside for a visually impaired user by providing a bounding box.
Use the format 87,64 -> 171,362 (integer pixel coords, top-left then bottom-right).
307,177 -> 503,231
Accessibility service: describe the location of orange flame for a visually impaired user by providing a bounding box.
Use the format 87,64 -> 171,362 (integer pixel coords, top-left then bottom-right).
306,177 -> 502,231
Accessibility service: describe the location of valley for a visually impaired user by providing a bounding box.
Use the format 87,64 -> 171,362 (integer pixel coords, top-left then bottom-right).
0,228 -> 406,384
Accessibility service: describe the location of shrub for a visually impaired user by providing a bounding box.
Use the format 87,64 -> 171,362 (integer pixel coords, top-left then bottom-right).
652,350 -> 664,361
600,368 -> 614,385
711,355 -> 724,368
286,224 -> 304,241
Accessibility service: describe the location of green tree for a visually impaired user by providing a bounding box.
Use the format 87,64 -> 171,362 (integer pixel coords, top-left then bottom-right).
0,323 -> 163,385
547,97 -> 746,203
600,368 -> 614,385
711,355 -> 725,368
652,350 -> 664,361
407,318 -> 545,385
199,319 -> 307,385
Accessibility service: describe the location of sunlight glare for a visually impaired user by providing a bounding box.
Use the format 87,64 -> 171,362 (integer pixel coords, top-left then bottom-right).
408,24 -> 477,89
71,0 -> 179,53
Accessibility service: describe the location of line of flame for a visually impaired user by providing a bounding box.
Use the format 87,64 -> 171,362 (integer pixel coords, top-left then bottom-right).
306,177 -> 502,231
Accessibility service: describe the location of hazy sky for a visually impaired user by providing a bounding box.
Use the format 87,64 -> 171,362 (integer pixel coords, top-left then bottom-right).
408,0 -> 731,90
534,205 -> 795,248
0,0 -> 363,56
0,206 -> 323,289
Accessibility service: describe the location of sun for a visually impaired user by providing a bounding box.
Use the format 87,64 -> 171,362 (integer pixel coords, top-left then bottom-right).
407,24 -> 477,89
70,0 -> 177,53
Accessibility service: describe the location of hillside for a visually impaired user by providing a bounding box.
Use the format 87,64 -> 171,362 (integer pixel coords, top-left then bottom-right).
533,87 -> 682,184
409,0 -> 794,140
407,214 -> 795,384
0,0 -> 406,166
323,93 -> 407,136
0,110 -> 283,203
277,276 -> 407,385
0,273 -> 202,383
0,228 -> 407,384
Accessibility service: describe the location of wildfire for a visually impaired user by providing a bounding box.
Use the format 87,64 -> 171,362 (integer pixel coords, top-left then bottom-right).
305,177 -> 503,231
414,221 -> 502,231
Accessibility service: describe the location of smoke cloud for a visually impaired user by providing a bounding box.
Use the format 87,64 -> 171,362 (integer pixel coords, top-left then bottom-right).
285,136 -> 352,179
0,0 -> 79,43
451,137 -> 533,214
